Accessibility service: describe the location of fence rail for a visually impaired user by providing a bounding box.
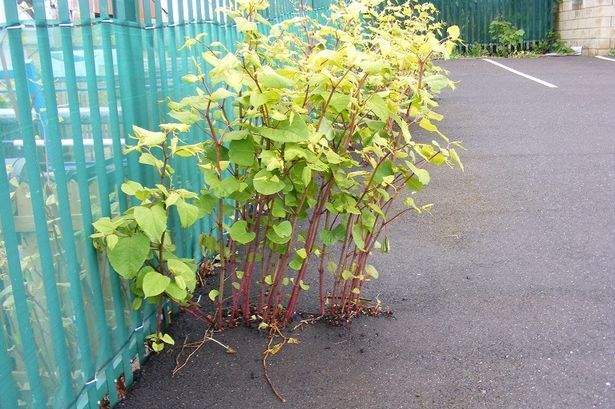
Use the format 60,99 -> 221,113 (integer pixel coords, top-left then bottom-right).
0,1 -> 328,408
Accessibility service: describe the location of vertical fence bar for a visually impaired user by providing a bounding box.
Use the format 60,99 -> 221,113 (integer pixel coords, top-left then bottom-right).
2,1 -> 75,405
98,1 -> 128,217
143,1 -> 161,129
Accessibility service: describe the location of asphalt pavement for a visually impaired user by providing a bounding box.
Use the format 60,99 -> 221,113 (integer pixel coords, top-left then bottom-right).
118,56 -> 615,409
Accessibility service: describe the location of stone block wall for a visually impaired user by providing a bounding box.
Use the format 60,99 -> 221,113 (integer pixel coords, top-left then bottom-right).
556,0 -> 615,55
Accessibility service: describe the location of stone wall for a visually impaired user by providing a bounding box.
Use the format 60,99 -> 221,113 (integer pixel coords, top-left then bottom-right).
556,0 -> 615,55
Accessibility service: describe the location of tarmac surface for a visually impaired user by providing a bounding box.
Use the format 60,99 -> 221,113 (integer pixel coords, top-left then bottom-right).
118,56 -> 615,409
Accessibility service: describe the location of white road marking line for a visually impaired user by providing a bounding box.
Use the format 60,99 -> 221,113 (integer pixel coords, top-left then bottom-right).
595,55 -> 615,63
482,58 -> 558,88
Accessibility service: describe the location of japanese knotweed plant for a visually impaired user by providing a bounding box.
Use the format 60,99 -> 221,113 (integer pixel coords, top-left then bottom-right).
92,0 -> 463,349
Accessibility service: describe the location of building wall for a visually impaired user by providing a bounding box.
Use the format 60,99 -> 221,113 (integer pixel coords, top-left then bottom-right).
556,0 -> 615,55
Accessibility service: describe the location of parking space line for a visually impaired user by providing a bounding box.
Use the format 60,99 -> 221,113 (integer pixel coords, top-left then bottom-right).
595,56 -> 615,63
482,58 -> 558,88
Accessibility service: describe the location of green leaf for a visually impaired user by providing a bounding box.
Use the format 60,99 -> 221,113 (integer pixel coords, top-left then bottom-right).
228,220 -> 256,244
108,233 -> 150,279
222,130 -> 249,142
267,220 -> 293,244
161,333 -> 175,345
366,94 -> 389,121
319,223 -> 346,246
138,152 -> 164,169
134,204 -> 167,243
299,280 -> 310,291
424,75 -> 451,94
271,198 -> 286,218
405,197 -> 421,212
419,118 -> 438,132
175,275 -> 187,290
301,166 -> 311,186
167,258 -> 193,277
373,159 -> 394,185
365,264 -> 379,279
406,176 -> 424,192
407,163 -> 430,185
209,88 -> 235,101
165,281 -> 188,302
142,271 -> 171,298
93,217 -> 117,235
195,194 -> 217,216
106,234 -> 119,250
252,169 -> 285,195
341,270 -> 352,281
169,109 -> 201,125
272,220 -> 292,238
176,199 -> 199,228
181,74 -> 200,83
235,16 -> 258,32
264,275 -> 273,285
160,123 -> 190,132
205,172 -> 241,198
229,139 -> 255,166
121,180 -> 145,196
133,125 -> 165,146
450,148 -> 464,171
329,93 -> 351,112
208,289 -> 220,302
447,25 -> 460,40
266,230 -> 291,244
352,223 -> 365,251
289,256 -> 303,270
258,116 -> 309,143
131,297 -> 143,310
259,66 -> 294,89
296,248 -> 307,259
382,236 -> 390,253
152,342 -> 164,352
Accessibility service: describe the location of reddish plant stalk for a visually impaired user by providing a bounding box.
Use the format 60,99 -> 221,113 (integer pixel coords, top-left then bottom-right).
240,204 -> 263,323
282,179 -> 334,324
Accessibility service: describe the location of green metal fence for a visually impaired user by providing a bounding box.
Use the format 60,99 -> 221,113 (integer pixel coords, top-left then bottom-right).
428,0 -> 555,47
0,1 -> 328,408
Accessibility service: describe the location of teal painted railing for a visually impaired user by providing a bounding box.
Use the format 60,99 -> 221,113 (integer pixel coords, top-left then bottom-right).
427,0 -> 555,47
0,1 -> 328,408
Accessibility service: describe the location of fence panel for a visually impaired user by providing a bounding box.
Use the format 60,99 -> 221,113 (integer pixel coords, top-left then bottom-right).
428,0 -> 554,47
0,1 -> 328,408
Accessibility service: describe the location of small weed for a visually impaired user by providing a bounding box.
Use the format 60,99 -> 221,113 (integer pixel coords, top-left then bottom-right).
489,19 -> 525,56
